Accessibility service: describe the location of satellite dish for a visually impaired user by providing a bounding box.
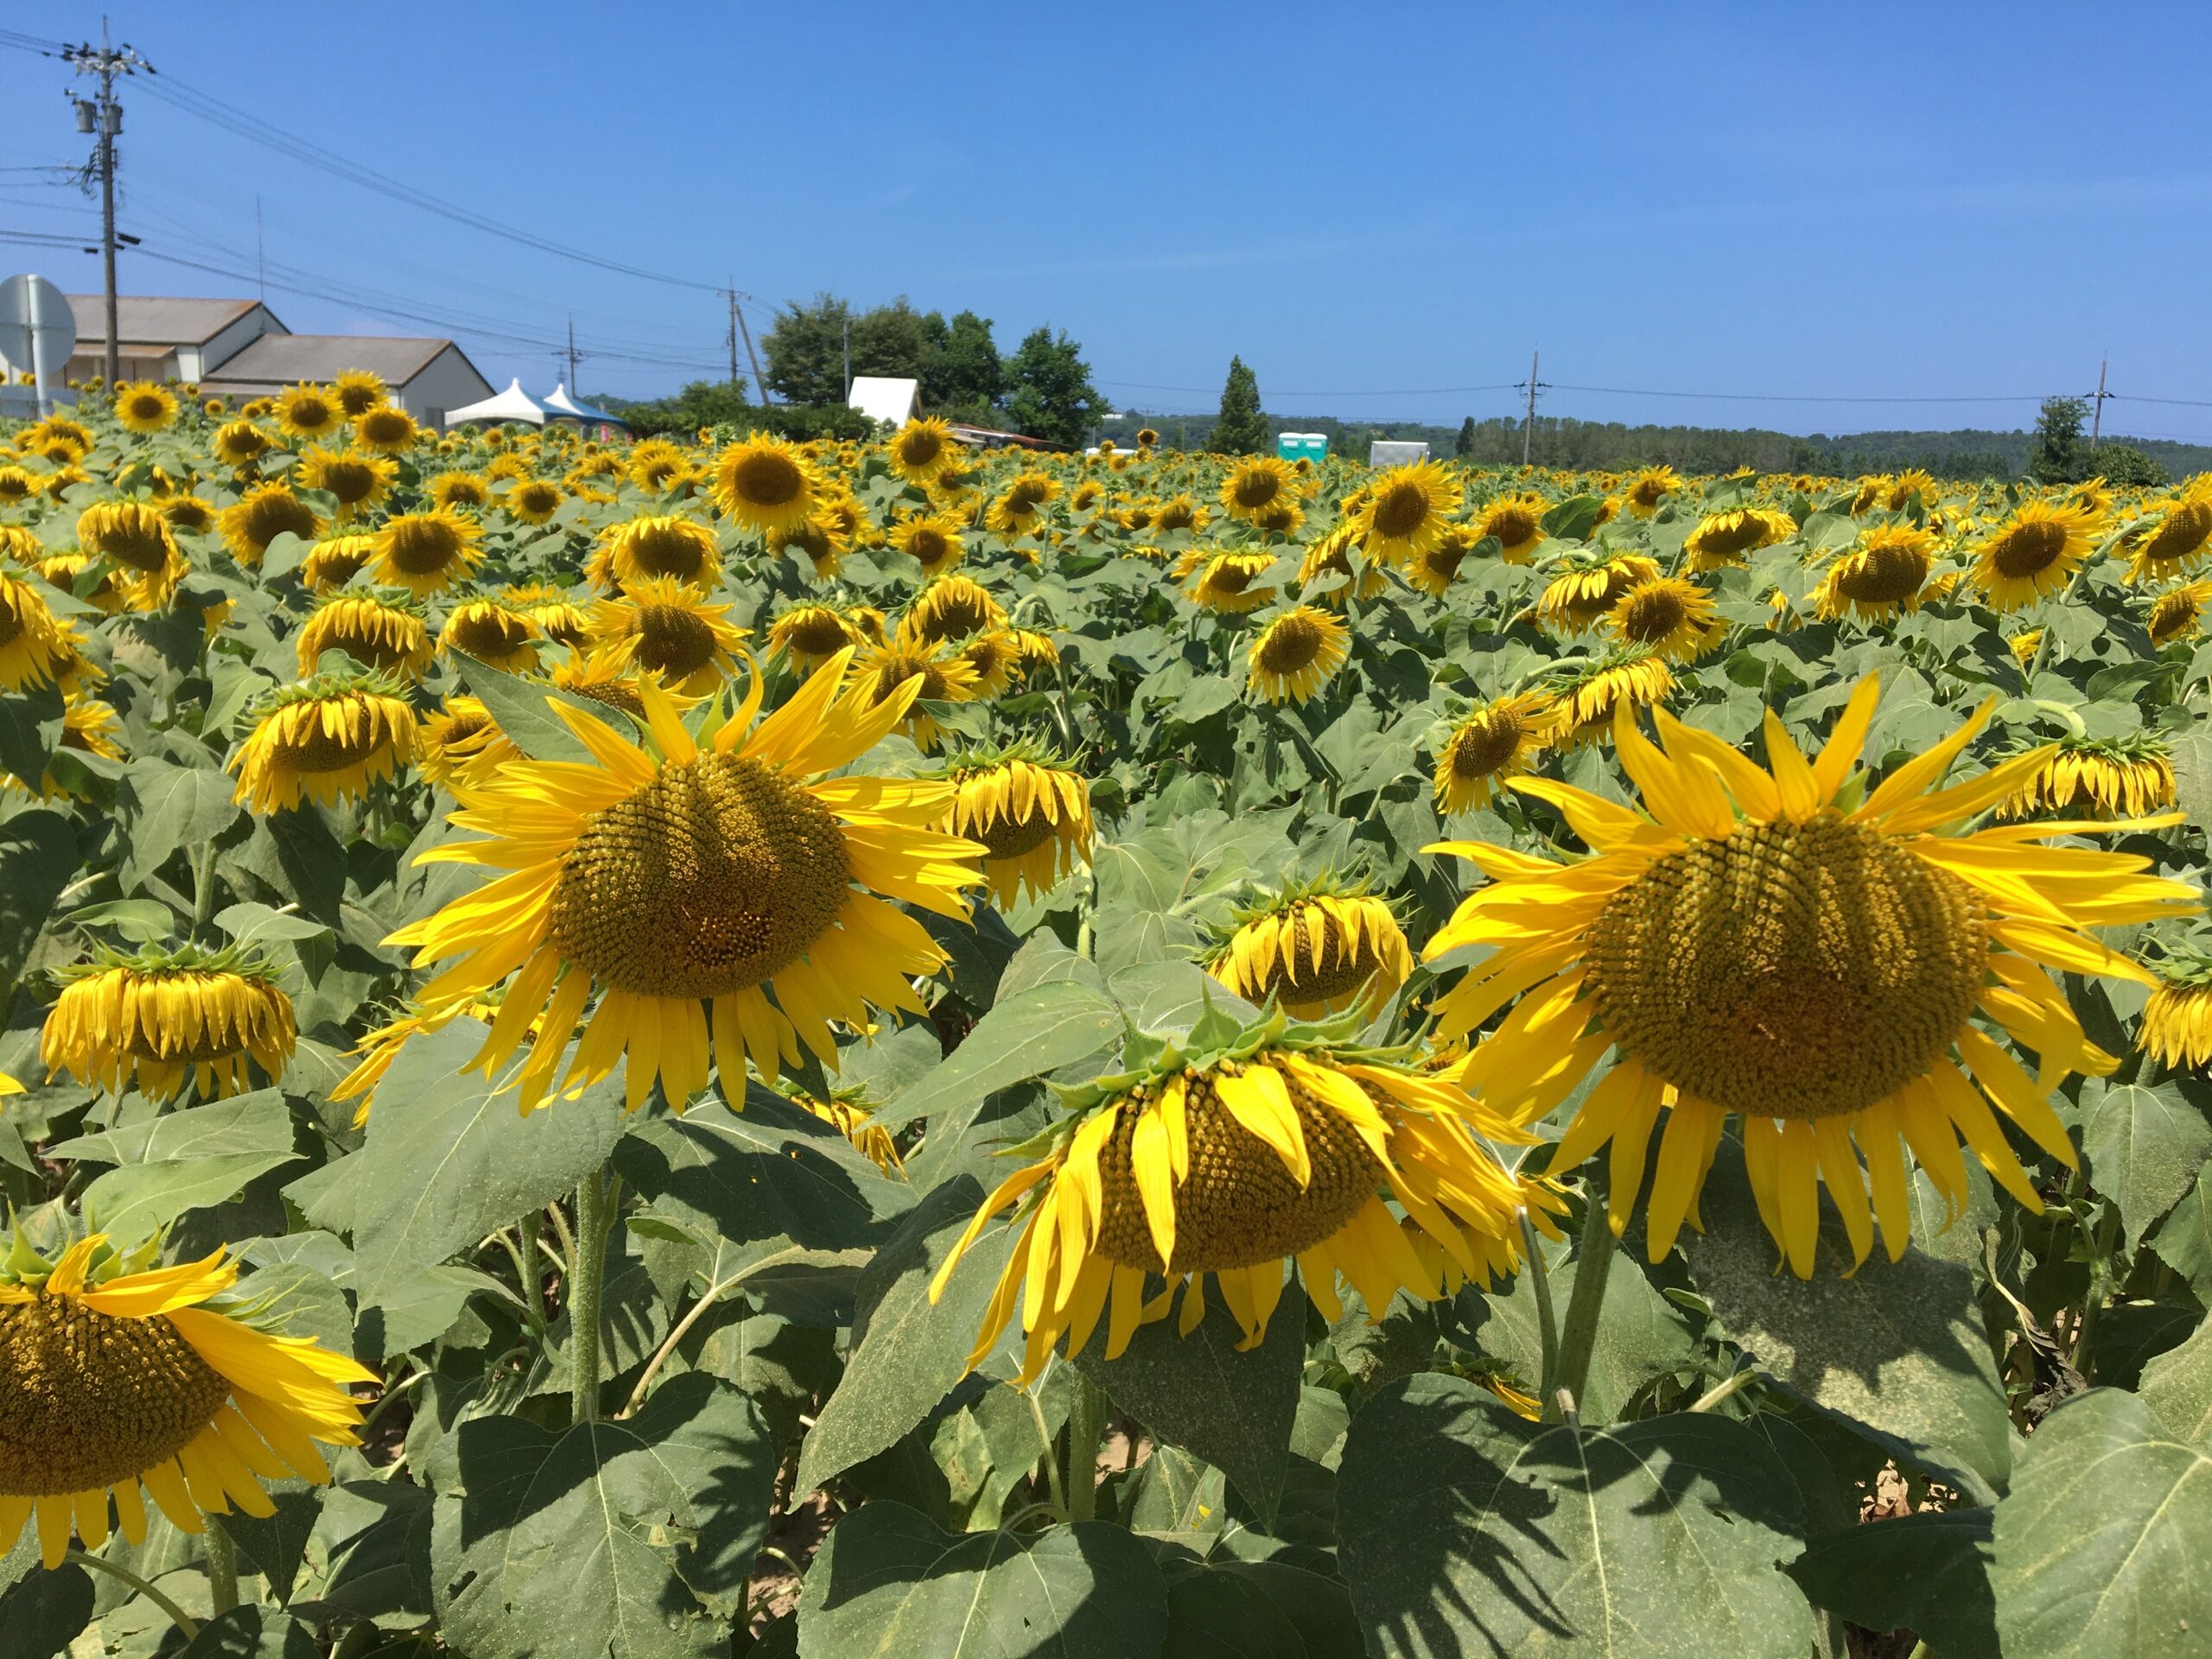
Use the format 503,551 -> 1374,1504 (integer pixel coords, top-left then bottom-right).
0,275 -> 78,417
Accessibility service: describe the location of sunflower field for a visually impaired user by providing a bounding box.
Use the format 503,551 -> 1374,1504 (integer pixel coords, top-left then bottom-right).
2,378 -> 2210,1659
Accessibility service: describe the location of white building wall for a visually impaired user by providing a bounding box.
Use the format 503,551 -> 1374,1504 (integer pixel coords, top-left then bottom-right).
397,347 -> 496,429
184,305 -> 285,382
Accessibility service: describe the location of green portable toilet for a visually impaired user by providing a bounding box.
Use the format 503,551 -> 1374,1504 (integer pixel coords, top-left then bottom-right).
1274,432 -> 1328,461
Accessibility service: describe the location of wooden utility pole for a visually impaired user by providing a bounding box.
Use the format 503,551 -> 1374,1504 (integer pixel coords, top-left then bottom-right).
1522,349 -> 1540,465
563,316 -> 583,395
728,280 -> 768,402
66,23 -> 151,389
2089,357 -> 2109,450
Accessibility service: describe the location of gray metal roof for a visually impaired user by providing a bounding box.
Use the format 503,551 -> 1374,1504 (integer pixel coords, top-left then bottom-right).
199,334 -> 462,389
67,294 -> 272,347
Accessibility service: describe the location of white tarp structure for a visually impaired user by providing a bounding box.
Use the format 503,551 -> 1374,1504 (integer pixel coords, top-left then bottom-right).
848,375 -> 918,428
444,378 -> 550,428
543,382 -> 627,429
1369,440 -> 1431,467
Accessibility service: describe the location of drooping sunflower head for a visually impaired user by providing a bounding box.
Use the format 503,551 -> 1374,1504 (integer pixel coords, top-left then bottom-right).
1473,490 -> 1549,563
787,1085 -> 908,1174
901,573 -> 1007,645
709,435 -> 818,535
1185,550 -> 1279,613
1624,465 -> 1678,516
769,602 -> 864,671
931,1004 -> 1554,1382
159,494 -> 216,535
1969,499 -> 2103,611
1607,575 -> 1724,662
1548,651 -> 1676,749
385,650 -> 987,1112
332,368 -> 389,416
986,470 -> 1062,536
416,694 -> 518,790
1427,676 -> 2200,1277
0,1220 -> 376,1569
2139,955 -> 2212,1073
1296,522 -> 1389,604
442,598 -> 543,672
1210,880 -> 1414,1020
297,444 -> 398,518
1684,505 -> 1795,571
219,482 -> 324,569
429,469 -> 491,511
890,512 -> 966,578
1155,493 -> 1207,533
952,628 -> 1024,698
2125,476 -> 2212,584
1357,460 -> 1462,563
0,466 -> 36,505
1218,456 -> 1300,527
1247,605 -> 1351,704
766,515 -> 846,580
113,381 -> 179,434
76,500 -> 187,607
371,510 -> 484,598
1432,691 -> 1556,814
295,593 -> 433,679
275,383 -> 345,442
588,513 -> 721,593
229,671 -> 418,811
298,532 -> 377,594
0,574 -> 80,700
1998,732 -> 2177,821
210,420 -> 270,467
2148,579 -> 2212,648
351,404 -> 420,455
939,744 -> 1096,905
1536,552 -> 1664,633
1811,524 -> 1941,623
587,576 -> 748,695
504,476 -> 564,525
887,416 -> 957,485
43,940 -> 297,1101
855,638 -> 982,752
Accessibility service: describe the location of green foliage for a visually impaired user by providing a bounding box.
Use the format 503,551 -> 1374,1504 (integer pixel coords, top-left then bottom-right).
613,378 -> 753,437
1210,355 -> 1269,455
1002,325 -> 1107,446
2028,394 -> 2092,483
1453,415 -> 1477,456
921,310 -> 1005,412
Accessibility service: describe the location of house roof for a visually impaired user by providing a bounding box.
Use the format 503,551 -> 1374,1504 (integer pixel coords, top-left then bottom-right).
67,295 -> 273,348
200,334 -> 459,389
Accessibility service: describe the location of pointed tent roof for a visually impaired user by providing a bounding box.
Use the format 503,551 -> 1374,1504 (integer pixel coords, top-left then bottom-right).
848,376 -> 919,427
444,378 -> 548,427
543,382 -> 628,428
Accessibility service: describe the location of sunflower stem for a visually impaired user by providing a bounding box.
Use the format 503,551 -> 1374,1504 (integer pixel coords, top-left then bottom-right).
1548,1211 -> 1618,1426
204,1522 -> 239,1616
66,1550 -> 200,1638
569,1166 -> 615,1423
1065,1371 -> 1111,1523
1028,1382 -> 1068,1517
516,1214 -> 547,1335
2069,1199 -> 2124,1376
1518,1209 -> 1560,1409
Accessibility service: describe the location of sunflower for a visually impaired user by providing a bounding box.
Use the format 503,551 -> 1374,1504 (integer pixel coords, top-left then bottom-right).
1155,493 -> 1208,533
987,471 -> 1061,537
1998,734 -> 2176,820
954,629 -> 1023,698
769,603 -> 864,671
388,652 -> 985,1110
768,516 -> 847,580
1136,427 -> 1160,447
1624,466 -> 1678,518
855,638 -> 981,752
1473,491 -> 1549,564
500,582 -> 591,649
219,483 -> 324,569
1968,499 -> 2103,611
1536,553 -> 1664,634
0,1224 -> 375,1570
295,594 -> 433,679
1218,456 -> 1300,528
371,510 -> 484,598
2149,580 -> 2212,648
931,1009 -> 1553,1380
2123,477 -> 2212,584
1426,676 -> 2199,1276
2139,961 -> 2212,1072
113,381 -> 179,434
331,368 -> 389,416
1683,506 -> 1794,572
442,599 -> 543,672
1008,627 -> 1060,671
76,500 -> 186,607
6,694 -> 124,800
1185,551 -> 1279,613
0,466 -> 35,504
210,420 -> 271,467
298,533 -> 377,594
274,384 -> 345,443
0,573 -> 81,691
43,943 -> 296,1100
1549,652 -> 1676,749
887,416 -> 957,486
297,445 -> 397,518
588,577 -> 747,695
159,494 -> 216,535
1247,606 -> 1351,703
416,695 -> 518,790
1607,576 -> 1724,662
940,748 -> 1095,905
902,574 -> 1007,645
348,404 -> 418,455
890,512 -> 966,578
1433,693 -> 1555,814
588,515 -> 721,593
709,435 -> 818,535
1210,885 -> 1414,1020
1356,460 -> 1460,564
1811,525 -> 1942,623
791,1087 -> 907,1173
230,674 -> 418,811
504,477 -> 564,524
429,470 -> 491,511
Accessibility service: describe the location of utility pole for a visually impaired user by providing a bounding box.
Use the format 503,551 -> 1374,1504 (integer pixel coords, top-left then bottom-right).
65,23 -> 152,390
255,195 -> 264,301
842,316 -> 851,401
2089,356 -> 2109,451
725,289 -> 740,389
563,315 -> 582,395
1519,349 -> 1547,466
727,279 -> 767,402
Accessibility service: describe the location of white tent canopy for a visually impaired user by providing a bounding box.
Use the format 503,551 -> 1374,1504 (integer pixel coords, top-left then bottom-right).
847,375 -> 918,428
444,378 -> 549,428
543,382 -> 626,427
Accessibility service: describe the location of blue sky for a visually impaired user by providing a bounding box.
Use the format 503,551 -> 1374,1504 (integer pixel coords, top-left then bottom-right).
5,1 -> 2209,441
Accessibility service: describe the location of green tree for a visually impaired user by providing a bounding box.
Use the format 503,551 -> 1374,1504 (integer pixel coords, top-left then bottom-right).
1003,327 -> 1105,447
847,296 -> 938,383
2027,396 -> 2090,484
761,293 -> 854,405
616,378 -> 753,436
1211,356 -> 1268,454
2090,442 -> 2171,488
922,310 -> 1005,419
1455,416 -> 1478,457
